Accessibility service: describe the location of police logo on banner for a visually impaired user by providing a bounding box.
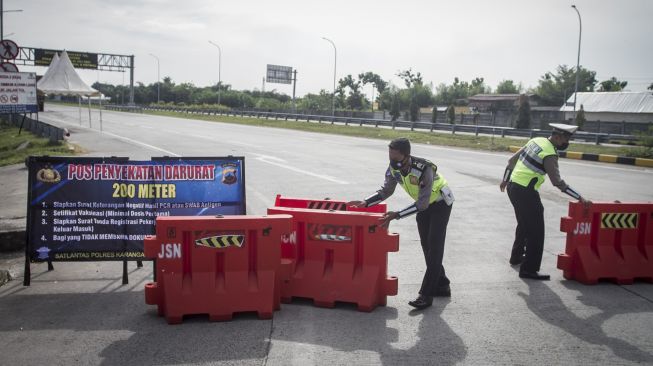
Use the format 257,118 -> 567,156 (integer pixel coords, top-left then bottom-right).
36,165 -> 61,183
221,163 -> 238,185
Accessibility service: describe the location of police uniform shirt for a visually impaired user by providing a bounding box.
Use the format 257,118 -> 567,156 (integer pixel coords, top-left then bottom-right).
507,146 -> 569,192
376,157 -> 436,212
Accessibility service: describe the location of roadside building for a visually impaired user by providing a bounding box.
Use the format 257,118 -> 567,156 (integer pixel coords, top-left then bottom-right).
561,92 -> 653,134
467,94 -> 561,128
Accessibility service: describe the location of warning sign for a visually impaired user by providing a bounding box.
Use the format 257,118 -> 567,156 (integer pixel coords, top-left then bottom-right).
0,40 -> 19,60
0,72 -> 38,114
0,62 -> 18,72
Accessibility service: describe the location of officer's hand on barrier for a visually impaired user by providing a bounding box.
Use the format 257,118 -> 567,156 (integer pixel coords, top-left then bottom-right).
379,211 -> 398,229
347,200 -> 366,208
580,197 -> 592,214
499,181 -> 508,192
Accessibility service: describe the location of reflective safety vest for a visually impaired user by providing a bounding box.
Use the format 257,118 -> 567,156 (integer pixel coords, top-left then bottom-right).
510,137 -> 557,190
390,156 -> 447,203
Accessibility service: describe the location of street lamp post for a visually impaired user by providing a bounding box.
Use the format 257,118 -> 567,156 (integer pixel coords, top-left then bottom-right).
208,40 -> 222,106
321,37 -> 337,117
571,5 -> 582,113
0,5 -> 23,41
148,53 -> 160,103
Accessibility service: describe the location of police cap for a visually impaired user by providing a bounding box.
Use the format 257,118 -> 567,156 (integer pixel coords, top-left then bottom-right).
549,123 -> 578,136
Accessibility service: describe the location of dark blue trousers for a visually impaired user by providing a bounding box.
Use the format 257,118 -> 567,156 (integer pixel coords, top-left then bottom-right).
507,182 -> 545,273
415,200 -> 452,296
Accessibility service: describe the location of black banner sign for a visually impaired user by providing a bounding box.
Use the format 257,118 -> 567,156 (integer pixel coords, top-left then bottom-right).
34,49 -> 99,69
26,156 -> 246,262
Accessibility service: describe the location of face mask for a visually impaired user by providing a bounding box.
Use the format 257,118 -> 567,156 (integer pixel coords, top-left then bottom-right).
390,157 -> 406,170
558,142 -> 569,151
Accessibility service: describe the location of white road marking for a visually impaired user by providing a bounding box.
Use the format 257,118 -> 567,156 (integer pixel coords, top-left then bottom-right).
252,154 -> 349,185
40,115 -> 180,156
247,186 -> 275,209
171,131 -> 260,148
44,106 -> 649,175
100,131 -> 180,156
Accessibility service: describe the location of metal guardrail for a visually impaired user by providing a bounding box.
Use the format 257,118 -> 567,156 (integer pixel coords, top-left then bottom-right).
104,105 -> 642,145
2,114 -> 68,142
105,105 -> 143,113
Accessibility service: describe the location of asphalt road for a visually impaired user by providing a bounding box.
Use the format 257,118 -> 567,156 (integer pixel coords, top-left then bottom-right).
0,104 -> 652,365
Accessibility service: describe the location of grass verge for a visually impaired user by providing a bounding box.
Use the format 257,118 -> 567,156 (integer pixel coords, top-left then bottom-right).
0,123 -> 80,167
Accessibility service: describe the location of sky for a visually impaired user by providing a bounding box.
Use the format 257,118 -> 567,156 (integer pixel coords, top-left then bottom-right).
5,0 -> 653,99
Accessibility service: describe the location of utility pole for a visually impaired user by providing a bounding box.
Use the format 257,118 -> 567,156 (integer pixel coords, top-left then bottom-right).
208,41 -> 222,105
322,37 -> 337,117
129,55 -> 135,105
292,69 -> 297,113
571,5 -> 582,113
148,53 -> 160,103
1,1 -> 24,42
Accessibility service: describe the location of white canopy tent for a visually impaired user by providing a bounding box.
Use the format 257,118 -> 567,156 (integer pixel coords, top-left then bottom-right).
37,50 -> 103,129
39,53 -> 60,82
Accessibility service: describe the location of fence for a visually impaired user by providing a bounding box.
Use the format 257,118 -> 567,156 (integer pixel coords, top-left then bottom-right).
1,114 -> 67,142
104,105 -> 644,145
580,120 -> 651,135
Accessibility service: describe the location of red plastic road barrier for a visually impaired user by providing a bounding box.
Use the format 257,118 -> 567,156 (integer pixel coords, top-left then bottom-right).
558,201 -> 653,284
144,215 -> 292,324
267,206 -> 399,312
274,194 -> 387,213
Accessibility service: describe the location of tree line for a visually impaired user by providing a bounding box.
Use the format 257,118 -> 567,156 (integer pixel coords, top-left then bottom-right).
92,64 -> 641,120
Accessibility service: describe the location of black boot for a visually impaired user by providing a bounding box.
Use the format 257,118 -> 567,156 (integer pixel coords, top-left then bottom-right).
509,254 -> 525,266
434,285 -> 451,297
408,295 -> 433,310
519,271 -> 550,280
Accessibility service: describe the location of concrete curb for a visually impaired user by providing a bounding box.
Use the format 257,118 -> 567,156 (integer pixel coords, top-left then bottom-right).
508,146 -> 653,167
0,230 -> 25,252
0,269 -> 10,286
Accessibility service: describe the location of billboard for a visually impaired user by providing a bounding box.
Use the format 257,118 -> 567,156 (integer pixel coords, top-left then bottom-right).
34,48 -> 99,69
0,72 -> 38,114
26,156 -> 246,262
266,64 -> 293,84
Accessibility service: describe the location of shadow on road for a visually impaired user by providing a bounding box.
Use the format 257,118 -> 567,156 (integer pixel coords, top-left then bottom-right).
0,283 -> 467,365
519,280 -> 653,364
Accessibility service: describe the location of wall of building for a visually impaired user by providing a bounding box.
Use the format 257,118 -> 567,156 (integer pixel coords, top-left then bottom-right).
563,111 -> 653,124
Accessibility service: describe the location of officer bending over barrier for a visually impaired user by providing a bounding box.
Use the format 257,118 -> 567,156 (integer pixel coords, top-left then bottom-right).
349,138 -> 455,310
500,123 -> 591,280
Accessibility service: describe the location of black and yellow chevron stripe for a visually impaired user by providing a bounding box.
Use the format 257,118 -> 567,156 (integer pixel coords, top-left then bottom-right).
308,201 -> 347,211
601,213 -> 638,229
307,223 -> 352,242
195,235 -> 244,248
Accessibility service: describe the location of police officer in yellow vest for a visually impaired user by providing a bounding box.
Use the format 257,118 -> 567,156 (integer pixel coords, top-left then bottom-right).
500,123 -> 591,280
349,138 -> 455,310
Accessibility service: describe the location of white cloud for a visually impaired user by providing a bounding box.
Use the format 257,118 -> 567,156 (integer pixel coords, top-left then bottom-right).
8,0 -> 653,96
